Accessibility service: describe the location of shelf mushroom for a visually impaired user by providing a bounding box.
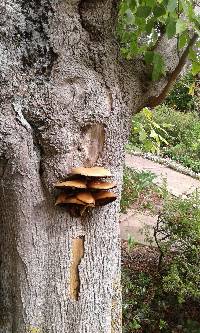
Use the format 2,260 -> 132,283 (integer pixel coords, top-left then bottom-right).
93,191 -> 117,206
71,166 -> 112,177
54,179 -> 87,189
54,166 -> 117,216
87,180 -> 116,190
55,193 -> 82,205
76,191 -> 95,206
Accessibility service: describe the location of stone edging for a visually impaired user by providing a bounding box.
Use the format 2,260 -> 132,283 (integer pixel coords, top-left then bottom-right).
129,151 -> 200,180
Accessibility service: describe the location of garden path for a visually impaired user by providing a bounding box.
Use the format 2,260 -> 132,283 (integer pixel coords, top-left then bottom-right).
120,154 -> 200,243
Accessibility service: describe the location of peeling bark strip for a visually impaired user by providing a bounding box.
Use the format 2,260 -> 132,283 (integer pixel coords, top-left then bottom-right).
70,237 -> 84,301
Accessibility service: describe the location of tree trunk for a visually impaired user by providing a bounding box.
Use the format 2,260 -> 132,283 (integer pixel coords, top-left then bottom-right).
0,1 -> 147,332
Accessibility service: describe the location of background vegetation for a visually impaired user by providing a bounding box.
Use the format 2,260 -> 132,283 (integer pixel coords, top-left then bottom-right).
118,2 -> 200,330
121,170 -> 200,332
127,72 -> 200,173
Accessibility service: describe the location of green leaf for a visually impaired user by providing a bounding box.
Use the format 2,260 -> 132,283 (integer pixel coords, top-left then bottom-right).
167,0 -> 177,13
139,129 -> 147,142
144,140 -> 156,153
166,18 -> 176,38
119,2 -> 129,16
178,31 -> 189,49
188,82 -> 195,96
152,121 -> 168,135
143,107 -> 153,119
135,16 -> 146,30
191,62 -> 200,75
153,5 -> 166,17
130,39 -> 138,54
152,52 -> 165,81
129,0 -> 137,11
136,5 -> 152,18
144,51 -> 154,64
188,48 -> 197,61
159,135 -> 169,145
146,0 -> 156,7
150,129 -> 159,141
145,19 -> 155,33
176,19 -> 187,34
120,47 -> 129,56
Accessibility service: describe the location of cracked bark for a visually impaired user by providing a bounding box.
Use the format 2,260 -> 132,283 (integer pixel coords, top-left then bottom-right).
0,1 -> 189,332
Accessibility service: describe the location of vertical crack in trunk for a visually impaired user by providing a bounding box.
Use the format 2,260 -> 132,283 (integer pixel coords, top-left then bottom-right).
70,237 -> 85,301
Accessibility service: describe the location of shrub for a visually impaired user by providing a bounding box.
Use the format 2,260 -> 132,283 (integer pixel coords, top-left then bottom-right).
154,192 -> 200,303
122,192 -> 200,332
129,105 -> 200,172
120,167 -> 156,212
165,72 -> 199,113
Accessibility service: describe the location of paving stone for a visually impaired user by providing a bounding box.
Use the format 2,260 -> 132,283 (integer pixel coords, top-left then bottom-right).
120,154 -> 200,243
120,210 -> 157,244
125,154 -> 200,197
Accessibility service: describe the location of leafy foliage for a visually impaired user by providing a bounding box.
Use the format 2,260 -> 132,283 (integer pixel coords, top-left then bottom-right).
165,71 -> 200,112
129,107 -> 170,154
128,105 -> 200,173
120,167 -> 157,212
117,0 -> 200,80
155,192 -> 200,302
122,192 -> 200,332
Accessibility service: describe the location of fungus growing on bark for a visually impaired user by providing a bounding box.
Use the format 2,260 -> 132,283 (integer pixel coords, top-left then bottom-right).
55,179 -> 87,189
54,165 -> 117,215
58,196 -> 86,205
55,193 -> 71,205
93,191 -> 117,206
55,194 -> 86,206
76,191 -> 95,205
71,166 -> 111,177
87,180 -> 116,190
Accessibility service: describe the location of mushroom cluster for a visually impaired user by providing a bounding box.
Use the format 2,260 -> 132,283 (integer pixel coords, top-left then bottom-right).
55,166 -> 117,216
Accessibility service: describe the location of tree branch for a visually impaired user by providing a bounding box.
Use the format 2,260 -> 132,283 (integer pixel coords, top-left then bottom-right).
147,33 -> 198,108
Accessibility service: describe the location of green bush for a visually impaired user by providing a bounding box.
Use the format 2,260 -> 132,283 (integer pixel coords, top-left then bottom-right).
155,192 -> 200,302
122,192 -> 200,332
165,72 -> 199,112
129,105 -> 200,173
120,167 -> 157,213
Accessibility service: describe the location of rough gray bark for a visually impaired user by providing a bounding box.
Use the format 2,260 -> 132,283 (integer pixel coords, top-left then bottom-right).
0,1 -> 186,332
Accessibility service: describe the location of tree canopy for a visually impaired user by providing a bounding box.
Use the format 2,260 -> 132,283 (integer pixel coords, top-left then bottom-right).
117,0 -> 200,81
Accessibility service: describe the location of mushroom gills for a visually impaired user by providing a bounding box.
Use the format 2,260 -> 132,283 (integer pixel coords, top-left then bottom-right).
76,191 -> 95,205
93,191 -> 117,206
55,193 -> 85,205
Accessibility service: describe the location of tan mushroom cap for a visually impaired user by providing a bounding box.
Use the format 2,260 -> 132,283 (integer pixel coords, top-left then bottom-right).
55,193 -> 85,205
93,191 -> 117,206
71,166 -> 112,177
87,180 -> 116,190
54,179 -> 87,189
76,191 -> 95,205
